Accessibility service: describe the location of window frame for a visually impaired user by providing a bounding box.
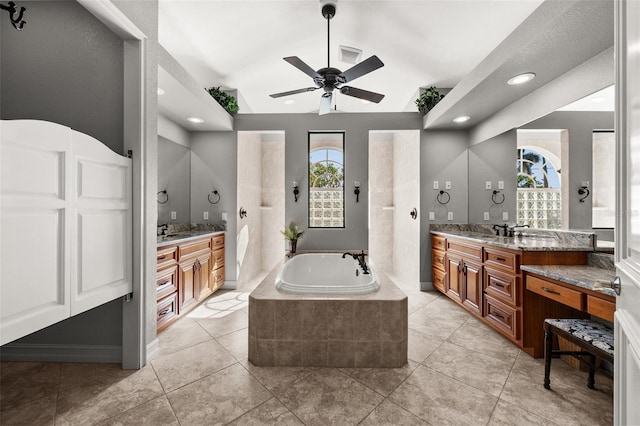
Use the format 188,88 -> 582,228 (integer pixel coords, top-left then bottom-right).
308,131 -> 345,229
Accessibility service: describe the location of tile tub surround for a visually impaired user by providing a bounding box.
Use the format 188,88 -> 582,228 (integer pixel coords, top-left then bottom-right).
430,223 -> 596,251
249,265 -> 408,368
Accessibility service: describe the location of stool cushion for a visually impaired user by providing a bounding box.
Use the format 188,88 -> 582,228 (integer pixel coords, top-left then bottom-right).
544,319 -> 614,357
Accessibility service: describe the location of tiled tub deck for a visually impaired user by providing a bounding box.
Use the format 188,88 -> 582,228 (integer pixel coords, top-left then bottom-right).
248,265 -> 408,367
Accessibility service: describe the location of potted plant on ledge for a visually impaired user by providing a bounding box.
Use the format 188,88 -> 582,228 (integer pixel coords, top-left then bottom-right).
205,86 -> 239,114
282,221 -> 304,256
415,86 -> 445,115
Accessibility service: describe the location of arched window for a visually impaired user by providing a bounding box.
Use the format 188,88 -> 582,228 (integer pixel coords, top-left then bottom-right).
516,148 -> 561,229
309,132 -> 345,228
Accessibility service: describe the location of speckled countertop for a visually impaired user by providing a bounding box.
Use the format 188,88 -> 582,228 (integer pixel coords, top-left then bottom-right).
157,230 -> 225,248
430,224 -> 595,252
521,264 -> 617,297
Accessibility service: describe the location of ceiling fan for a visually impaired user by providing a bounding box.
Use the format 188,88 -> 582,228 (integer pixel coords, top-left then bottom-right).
269,3 -> 385,115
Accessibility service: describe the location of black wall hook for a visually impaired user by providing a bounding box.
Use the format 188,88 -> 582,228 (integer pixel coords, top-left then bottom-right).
578,186 -> 590,203
1,1 -> 26,30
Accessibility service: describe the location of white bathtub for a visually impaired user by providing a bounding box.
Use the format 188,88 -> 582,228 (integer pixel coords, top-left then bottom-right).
276,253 -> 380,295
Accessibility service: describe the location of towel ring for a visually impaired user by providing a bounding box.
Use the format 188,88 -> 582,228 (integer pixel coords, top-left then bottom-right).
437,190 -> 450,205
157,190 -> 169,204
492,190 -> 505,205
208,190 -> 221,204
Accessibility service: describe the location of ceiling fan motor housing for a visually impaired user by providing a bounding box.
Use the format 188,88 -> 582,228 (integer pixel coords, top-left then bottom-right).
322,3 -> 336,19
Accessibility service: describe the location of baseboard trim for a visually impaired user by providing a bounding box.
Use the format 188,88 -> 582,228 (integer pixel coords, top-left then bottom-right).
0,343 -> 122,363
146,338 -> 160,362
421,281 -> 435,291
221,280 -> 237,290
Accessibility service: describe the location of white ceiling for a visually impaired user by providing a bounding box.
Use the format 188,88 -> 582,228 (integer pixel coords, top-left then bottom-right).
158,0 -> 546,115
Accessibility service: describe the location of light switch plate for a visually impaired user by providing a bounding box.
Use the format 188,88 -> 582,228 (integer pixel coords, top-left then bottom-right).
171,211 -> 176,220
485,181 -> 492,190
203,211 -> 209,220
445,181 -> 452,189
484,212 -> 490,221
433,181 -> 439,190
429,212 -> 435,221
498,181 -> 504,189
502,211 -> 509,221
447,212 -> 454,221
221,212 -> 228,221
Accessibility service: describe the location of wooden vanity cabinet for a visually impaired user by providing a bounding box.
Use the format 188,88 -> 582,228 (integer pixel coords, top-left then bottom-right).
445,239 -> 483,316
431,235 -> 446,293
157,233 -> 225,332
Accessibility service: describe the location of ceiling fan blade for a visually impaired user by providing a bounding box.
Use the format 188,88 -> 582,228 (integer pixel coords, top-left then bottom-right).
284,56 -> 323,81
319,92 -> 333,115
338,55 -> 384,83
270,87 -> 319,98
339,86 -> 385,103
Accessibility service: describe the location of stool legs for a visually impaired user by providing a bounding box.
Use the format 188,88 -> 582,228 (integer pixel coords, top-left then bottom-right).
544,328 -> 552,390
587,353 -> 596,389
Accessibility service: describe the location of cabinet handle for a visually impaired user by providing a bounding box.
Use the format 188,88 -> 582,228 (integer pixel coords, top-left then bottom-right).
541,286 -> 561,295
463,265 -> 467,275
158,308 -> 170,317
158,255 -> 167,260
496,256 -> 506,262
493,311 -> 506,320
492,281 -> 506,288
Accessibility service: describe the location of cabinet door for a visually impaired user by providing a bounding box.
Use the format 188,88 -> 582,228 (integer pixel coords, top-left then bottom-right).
178,258 -> 198,312
445,254 -> 463,302
462,259 -> 482,315
195,252 -> 212,302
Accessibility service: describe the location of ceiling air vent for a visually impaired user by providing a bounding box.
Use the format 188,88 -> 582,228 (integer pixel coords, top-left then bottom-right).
338,45 -> 362,64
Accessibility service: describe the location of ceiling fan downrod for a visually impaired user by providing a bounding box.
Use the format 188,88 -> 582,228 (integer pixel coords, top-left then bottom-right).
322,4 -> 336,68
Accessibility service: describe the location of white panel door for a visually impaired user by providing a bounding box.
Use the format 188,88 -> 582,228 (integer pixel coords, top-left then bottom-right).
0,120 -> 72,345
614,1 -> 640,424
71,131 -> 132,315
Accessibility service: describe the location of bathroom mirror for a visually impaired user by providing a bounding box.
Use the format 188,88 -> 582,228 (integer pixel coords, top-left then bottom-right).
158,136 -> 191,223
308,131 -> 345,228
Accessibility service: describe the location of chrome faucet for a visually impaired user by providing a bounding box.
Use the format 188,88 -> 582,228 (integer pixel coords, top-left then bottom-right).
342,251 -> 370,274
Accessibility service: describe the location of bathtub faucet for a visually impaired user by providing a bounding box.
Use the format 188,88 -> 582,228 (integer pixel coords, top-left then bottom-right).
342,251 -> 370,274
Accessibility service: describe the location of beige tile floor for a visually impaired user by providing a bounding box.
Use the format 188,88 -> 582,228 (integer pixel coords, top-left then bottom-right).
0,273 -> 613,425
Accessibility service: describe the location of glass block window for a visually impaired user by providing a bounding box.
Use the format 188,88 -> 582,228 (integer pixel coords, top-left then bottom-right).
517,148 -> 561,229
309,132 -> 344,228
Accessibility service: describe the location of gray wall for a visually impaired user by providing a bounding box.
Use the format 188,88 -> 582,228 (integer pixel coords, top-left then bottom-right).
236,113 -> 422,251
158,136 -> 191,223
1,1 -> 126,348
1,1 -> 124,154
191,131 -> 238,284
420,130 -> 470,286
520,111 -> 614,230
468,130 -> 517,224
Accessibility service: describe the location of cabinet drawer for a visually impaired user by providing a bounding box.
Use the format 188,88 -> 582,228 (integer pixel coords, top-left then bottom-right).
212,234 -> 225,250
526,275 -> 583,311
157,246 -> 177,267
483,247 -> 518,273
212,267 -> 225,289
484,295 -> 520,340
432,267 -> 446,293
157,264 -> 179,301
432,249 -> 446,272
484,266 -> 519,307
157,292 -> 178,332
447,240 -> 481,260
587,295 -> 615,322
178,238 -> 211,259
212,248 -> 225,270
432,235 -> 447,251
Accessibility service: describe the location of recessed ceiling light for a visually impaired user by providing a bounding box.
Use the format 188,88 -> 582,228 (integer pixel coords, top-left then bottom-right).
453,115 -> 470,123
507,72 -> 536,86
157,87 -> 165,96
187,117 -> 204,124
361,99 -> 371,104
591,96 -> 606,103
284,99 -> 295,105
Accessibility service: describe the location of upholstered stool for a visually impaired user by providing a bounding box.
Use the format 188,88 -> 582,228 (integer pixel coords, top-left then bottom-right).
543,318 -> 614,390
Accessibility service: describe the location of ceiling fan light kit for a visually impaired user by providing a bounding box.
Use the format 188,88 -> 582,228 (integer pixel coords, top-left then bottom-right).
270,2 -> 385,115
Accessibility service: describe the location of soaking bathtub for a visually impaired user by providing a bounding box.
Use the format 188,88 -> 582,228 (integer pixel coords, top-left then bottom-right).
249,253 -> 408,368
276,253 -> 380,295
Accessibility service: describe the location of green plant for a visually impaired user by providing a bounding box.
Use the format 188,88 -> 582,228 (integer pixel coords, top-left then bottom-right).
205,86 -> 239,114
415,86 -> 444,114
281,221 -> 304,241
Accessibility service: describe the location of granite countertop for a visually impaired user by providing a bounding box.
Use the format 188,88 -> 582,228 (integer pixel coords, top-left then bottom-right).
430,223 -> 596,252
521,264 -> 617,297
430,230 -> 595,252
157,230 -> 225,247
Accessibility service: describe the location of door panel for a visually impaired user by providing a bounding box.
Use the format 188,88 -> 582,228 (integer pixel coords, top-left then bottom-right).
462,260 -> 482,315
